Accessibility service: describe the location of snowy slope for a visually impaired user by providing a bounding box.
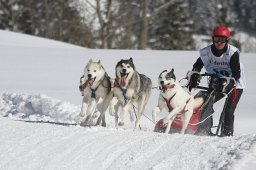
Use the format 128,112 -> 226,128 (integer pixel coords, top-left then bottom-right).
1,30 -> 256,170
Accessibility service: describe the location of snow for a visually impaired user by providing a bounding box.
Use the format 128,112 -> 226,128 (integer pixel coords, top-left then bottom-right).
0,30 -> 256,170
234,32 -> 256,53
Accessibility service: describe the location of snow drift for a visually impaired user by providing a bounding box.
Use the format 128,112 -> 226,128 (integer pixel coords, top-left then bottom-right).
0,93 -> 80,124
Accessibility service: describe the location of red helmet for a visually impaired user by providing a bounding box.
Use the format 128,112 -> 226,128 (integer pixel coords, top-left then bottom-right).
212,26 -> 231,38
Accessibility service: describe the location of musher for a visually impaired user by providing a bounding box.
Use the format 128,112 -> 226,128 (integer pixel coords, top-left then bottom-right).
189,26 -> 246,136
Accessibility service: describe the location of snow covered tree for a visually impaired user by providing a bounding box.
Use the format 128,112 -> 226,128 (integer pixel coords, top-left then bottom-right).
149,0 -> 195,50
234,0 -> 256,36
1,0 -> 255,50
0,0 -> 94,47
0,0 -> 21,31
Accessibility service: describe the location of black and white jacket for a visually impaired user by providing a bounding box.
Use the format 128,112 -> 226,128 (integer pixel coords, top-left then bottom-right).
193,44 -> 246,89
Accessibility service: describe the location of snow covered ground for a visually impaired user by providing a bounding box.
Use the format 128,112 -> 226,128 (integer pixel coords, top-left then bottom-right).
0,30 -> 256,170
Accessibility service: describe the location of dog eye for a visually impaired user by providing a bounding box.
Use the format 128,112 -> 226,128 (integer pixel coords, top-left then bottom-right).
94,70 -> 96,72
127,66 -> 130,68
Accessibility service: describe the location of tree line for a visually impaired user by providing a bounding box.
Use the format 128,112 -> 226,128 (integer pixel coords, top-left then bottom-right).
0,0 -> 255,51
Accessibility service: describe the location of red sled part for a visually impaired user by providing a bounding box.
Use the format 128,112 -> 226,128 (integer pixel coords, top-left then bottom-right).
154,111 -> 200,134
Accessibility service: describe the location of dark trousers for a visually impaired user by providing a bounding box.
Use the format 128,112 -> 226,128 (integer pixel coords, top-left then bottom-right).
195,88 -> 243,136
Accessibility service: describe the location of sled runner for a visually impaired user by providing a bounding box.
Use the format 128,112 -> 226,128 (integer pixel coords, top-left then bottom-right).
154,72 -> 236,136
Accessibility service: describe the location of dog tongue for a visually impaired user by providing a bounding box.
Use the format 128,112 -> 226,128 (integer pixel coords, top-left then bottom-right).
121,77 -> 126,87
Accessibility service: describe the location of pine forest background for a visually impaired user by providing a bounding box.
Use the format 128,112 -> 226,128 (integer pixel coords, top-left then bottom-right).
0,0 -> 255,52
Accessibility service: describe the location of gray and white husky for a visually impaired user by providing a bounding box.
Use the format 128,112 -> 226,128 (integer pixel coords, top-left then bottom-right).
110,58 -> 152,130
79,59 -> 112,126
152,69 -> 194,134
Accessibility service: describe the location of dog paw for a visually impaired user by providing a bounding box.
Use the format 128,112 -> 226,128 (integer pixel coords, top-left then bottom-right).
78,118 -> 84,125
111,97 -> 118,105
79,112 -> 85,117
109,112 -> 115,117
92,111 -> 100,119
109,109 -> 115,116
152,117 -> 157,125
163,118 -> 169,125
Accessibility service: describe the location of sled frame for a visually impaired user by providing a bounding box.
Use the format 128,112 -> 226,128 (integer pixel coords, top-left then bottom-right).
196,86 -> 228,137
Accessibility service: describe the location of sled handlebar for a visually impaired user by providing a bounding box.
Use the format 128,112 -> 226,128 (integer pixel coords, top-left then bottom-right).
196,86 -> 211,91
200,72 -> 217,78
193,73 -> 219,91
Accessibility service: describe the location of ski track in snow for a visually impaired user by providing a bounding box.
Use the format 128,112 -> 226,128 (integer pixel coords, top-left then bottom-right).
1,93 -> 256,170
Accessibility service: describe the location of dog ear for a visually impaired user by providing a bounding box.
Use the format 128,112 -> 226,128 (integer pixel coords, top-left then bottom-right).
98,60 -> 101,64
129,57 -> 133,63
160,70 -> 167,76
168,69 -> 176,80
89,58 -> 93,63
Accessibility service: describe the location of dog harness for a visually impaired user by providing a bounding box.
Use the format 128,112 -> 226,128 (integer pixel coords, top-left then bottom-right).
114,79 -> 128,102
162,94 -> 191,114
79,74 -> 111,99
162,93 -> 177,112
113,78 -> 131,102
113,73 -> 151,104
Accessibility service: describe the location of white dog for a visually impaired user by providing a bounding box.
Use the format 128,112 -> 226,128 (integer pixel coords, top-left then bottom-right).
152,69 -> 194,134
79,59 -> 112,126
110,58 -> 152,130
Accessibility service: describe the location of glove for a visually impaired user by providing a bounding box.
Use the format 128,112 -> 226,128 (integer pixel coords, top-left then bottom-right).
187,71 -> 201,91
216,77 -> 236,93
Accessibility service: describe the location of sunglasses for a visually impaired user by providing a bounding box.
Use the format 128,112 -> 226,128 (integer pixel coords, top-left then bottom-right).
213,36 -> 227,43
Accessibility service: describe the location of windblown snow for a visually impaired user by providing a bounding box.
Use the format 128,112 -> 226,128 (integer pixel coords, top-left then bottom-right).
0,30 -> 256,170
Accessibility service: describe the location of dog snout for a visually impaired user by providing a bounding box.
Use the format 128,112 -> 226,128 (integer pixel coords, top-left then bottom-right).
122,69 -> 126,73
88,74 -> 92,78
160,81 -> 164,85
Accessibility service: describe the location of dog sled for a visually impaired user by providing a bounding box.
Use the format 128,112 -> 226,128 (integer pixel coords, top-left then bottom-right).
154,72 -> 236,136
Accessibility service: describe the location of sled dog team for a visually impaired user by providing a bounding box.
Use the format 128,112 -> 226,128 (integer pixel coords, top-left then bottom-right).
79,58 -> 194,134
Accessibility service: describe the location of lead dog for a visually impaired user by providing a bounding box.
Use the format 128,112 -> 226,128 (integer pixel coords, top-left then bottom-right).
152,69 -> 194,134
110,58 -> 152,130
79,59 -> 112,126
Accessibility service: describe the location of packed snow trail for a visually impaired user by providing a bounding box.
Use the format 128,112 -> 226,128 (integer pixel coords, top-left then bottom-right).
0,117 -> 256,170
1,93 -> 256,170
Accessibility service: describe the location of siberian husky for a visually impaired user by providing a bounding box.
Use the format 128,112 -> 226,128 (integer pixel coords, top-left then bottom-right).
110,58 -> 152,130
79,59 -> 112,126
152,69 -> 194,134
